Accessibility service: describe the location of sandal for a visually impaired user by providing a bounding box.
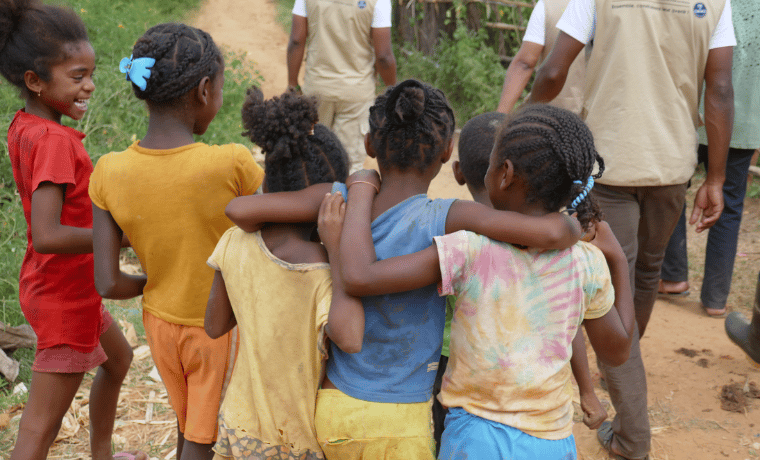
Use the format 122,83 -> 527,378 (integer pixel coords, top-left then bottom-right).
597,421 -> 650,460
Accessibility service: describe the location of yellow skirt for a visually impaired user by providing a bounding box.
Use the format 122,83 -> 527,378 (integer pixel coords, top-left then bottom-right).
314,389 -> 436,460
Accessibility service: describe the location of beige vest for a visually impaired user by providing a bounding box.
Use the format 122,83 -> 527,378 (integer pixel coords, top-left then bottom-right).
583,0 -> 725,186
542,0 -> 586,114
303,0 -> 378,100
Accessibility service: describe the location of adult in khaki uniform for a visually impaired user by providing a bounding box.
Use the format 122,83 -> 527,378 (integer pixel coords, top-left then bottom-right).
287,0 -> 396,173
497,0 -> 586,114
529,0 -> 735,459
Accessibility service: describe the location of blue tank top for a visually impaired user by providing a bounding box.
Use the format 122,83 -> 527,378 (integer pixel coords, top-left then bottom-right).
327,183 -> 455,403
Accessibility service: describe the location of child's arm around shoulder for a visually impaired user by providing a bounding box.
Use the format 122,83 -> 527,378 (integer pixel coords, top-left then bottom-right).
338,170 -> 441,297
582,221 -> 636,367
318,193 -> 365,353
226,183 -> 334,232
92,204 -> 147,299
445,200 -> 582,249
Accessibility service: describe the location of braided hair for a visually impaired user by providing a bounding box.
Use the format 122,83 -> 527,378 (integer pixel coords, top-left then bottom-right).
242,86 -> 349,192
130,23 -> 222,103
457,112 -> 506,191
368,79 -> 455,173
0,0 -> 88,92
493,104 -> 604,230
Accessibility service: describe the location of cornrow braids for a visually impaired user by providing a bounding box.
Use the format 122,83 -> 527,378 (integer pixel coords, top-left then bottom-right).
0,0 -> 88,92
458,112 -> 506,191
493,104 -> 605,230
241,86 -> 349,192
368,79 -> 455,173
130,23 -> 222,103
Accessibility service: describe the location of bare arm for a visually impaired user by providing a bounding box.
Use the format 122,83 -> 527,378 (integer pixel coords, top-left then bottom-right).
339,175 -> 441,297
445,200 -> 582,250
690,45 -> 733,233
287,15 -> 308,88
31,182 -> 92,254
570,330 -> 607,429
205,271 -> 237,339
527,32 -> 585,104
225,182 -> 333,232
497,41 -> 544,113
371,27 -> 396,86
583,222 -> 635,367
92,204 -> 147,299
318,193 -> 366,353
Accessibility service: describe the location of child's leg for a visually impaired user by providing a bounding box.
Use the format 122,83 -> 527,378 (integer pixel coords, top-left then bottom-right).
89,318 -> 134,460
10,371 -> 84,460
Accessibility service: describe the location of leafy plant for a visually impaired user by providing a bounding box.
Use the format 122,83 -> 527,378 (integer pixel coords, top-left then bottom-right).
397,19 -> 506,125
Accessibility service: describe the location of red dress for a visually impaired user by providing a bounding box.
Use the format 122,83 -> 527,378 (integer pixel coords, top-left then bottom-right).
7,110 -> 102,352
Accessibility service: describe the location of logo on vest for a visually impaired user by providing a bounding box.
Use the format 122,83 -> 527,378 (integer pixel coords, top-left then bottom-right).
693,2 -> 707,18
358,0 -> 367,8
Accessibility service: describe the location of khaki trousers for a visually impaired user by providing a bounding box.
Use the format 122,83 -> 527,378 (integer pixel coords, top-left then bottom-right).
311,94 -> 375,174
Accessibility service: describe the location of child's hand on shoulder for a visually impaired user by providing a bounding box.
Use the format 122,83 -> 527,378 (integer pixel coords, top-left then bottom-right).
346,169 -> 381,194
318,192 -> 346,255
587,221 -> 625,261
581,220 -> 597,243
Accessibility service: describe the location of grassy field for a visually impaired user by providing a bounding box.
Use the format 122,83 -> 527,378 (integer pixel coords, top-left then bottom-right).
0,0 -> 263,406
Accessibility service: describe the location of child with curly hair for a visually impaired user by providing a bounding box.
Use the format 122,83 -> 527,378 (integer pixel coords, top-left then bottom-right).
205,87 -> 362,460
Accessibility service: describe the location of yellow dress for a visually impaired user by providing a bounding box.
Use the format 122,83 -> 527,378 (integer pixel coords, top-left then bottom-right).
208,228 -> 332,460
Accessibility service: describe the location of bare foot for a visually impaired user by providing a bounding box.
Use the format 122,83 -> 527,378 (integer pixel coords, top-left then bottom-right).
658,279 -> 689,295
114,451 -> 149,460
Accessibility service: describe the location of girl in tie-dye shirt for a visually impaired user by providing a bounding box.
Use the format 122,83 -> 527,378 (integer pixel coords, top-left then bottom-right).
338,104 -> 636,460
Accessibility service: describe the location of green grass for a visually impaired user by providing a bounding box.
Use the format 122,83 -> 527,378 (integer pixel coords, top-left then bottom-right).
0,0 -> 263,409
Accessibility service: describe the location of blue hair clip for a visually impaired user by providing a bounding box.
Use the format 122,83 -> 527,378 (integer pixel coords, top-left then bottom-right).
570,176 -> 595,209
119,55 -> 156,91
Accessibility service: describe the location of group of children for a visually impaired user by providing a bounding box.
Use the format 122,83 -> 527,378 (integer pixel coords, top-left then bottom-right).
1,1 -> 635,459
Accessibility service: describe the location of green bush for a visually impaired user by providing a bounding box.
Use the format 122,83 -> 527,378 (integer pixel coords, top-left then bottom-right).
397,21 -> 506,126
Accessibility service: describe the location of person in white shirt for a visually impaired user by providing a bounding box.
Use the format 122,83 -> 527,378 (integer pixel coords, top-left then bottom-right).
287,0 -> 396,173
529,0 -> 735,459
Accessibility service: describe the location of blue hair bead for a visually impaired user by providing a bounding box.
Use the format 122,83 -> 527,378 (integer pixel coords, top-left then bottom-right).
571,176 -> 594,209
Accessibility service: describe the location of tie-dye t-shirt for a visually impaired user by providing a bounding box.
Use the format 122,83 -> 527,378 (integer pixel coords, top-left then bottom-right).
434,230 -> 614,440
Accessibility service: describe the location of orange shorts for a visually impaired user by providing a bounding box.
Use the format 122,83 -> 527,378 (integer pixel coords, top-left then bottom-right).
143,310 -> 237,444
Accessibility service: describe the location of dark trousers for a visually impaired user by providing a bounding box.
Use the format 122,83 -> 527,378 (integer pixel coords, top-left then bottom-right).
661,145 -> 756,310
592,182 -> 687,459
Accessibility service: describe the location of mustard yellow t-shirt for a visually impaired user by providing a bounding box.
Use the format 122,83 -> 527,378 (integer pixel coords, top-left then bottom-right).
89,142 -> 264,326
208,228 -> 331,459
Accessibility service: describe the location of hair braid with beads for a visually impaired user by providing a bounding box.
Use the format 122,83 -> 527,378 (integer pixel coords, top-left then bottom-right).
130,23 -> 222,103
493,104 -> 605,230
241,86 -> 349,192
368,79 -> 455,173
0,0 -> 88,92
